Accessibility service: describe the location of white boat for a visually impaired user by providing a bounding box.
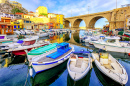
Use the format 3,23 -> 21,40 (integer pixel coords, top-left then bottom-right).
67,51 -> 91,81
0,35 -> 11,42
90,36 -> 130,53
14,30 -> 21,35
36,31 -> 49,37
92,52 -> 128,85
7,36 -> 49,55
26,42 -> 74,73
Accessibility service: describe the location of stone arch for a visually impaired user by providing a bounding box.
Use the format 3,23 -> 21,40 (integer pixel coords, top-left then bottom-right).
88,16 -> 110,29
72,18 -> 86,29
64,20 -> 71,29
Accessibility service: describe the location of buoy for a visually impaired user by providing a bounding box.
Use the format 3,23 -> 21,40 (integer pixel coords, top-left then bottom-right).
128,53 -> 130,57
29,68 -> 33,76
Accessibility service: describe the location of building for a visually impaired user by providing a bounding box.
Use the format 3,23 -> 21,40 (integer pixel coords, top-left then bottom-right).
48,13 -> 56,18
15,13 -> 24,19
0,0 -> 9,3
38,23 -> 44,29
9,1 -> 22,8
55,23 -> 60,29
0,17 -> 13,34
56,14 -> 64,29
127,18 -> 130,30
11,19 -> 23,29
36,6 -> 48,16
46,22 -> 54,29
17,18 -> 34,30
0,13 -> 14,19
24,14 -> 33,19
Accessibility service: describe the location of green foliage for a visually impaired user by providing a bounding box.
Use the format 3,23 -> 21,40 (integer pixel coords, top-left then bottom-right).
123,37 -> 129,41
39,13 -> 48,17
11,8 -> 23,14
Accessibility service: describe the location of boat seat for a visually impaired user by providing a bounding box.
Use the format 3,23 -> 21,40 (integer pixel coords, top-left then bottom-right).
75,58 -> 83,68
100,58 -> 108,65
46,51 -> 64,59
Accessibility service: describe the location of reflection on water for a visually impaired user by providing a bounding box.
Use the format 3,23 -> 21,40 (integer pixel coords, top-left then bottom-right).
0,31 -> 130,86
67,69 -> 92,86
30,60 -> 68,86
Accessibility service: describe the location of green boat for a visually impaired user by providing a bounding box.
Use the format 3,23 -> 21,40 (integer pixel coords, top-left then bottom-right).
28,43 -> 58,55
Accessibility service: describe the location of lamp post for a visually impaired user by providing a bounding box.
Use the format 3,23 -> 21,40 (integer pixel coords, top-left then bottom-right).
88,6 -> 90,14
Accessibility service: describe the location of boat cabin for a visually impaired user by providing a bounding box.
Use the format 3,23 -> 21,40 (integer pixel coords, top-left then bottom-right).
56,42 -> 70,53
103,36 -> 120,43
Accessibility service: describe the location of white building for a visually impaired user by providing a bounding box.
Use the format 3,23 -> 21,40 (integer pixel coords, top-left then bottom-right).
0,12 -> 14,19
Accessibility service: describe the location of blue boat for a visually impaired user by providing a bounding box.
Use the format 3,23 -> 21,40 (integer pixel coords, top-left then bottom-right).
27,42 -> 74,74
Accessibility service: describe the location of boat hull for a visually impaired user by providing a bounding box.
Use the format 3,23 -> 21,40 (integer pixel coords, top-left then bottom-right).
12,44 -> 48,55
32,51 -> 72,73
92,53 -> 128,85
93,43 -> 130,53
67,59 -> 91,81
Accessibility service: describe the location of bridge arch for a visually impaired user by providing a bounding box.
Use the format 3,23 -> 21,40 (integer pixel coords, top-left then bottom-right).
64,20 -> 71,29
87,16 -> 110,29
72,18 -> 86,30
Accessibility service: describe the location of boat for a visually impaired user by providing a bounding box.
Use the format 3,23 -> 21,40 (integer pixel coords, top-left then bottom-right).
7,36 -> 49,56
90,36 -> 130,53
36,30 -> 49,37
67,50 -> 91,81
0,35 -> 11,42
26,42 -> 74,73
92,52 -> 128,85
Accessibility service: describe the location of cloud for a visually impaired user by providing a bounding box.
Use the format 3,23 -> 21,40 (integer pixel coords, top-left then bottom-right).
42,0 -> 57,8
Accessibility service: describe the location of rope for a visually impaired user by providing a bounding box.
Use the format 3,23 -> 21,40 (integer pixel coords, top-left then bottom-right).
24,67 -> 29,86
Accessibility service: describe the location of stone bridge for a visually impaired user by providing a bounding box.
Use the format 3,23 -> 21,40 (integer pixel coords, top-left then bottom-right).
64,6 -> 130,43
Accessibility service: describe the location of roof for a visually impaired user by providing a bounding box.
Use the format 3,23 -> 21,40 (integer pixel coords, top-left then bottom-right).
29,11 -> 34,13
15,13 -> 24,15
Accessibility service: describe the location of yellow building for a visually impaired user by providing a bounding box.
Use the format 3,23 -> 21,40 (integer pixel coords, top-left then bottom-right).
0,0 -> 9,3
48,13 -> 56,18
56,14 -> 64,28
36,6 -> 48,15
17,18 -> 34,30
24,14 -> 33,19
11,20 -> 23,29
30,16 -> 49,24
9,1 -> 22,8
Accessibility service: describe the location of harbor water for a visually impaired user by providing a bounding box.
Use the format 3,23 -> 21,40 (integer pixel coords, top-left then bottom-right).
0,30 -> 130,86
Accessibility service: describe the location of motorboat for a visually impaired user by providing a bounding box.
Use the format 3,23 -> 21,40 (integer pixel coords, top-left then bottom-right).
36,30 -> 49,37
90,36 -> 130,53
67,50 -> 91,81
20,30 -> 26,35
0,35 -> 11,42
0,40 -> 23,51
7,36 -> 49,55
14,30 -> 21,35
26,42 -> 74,73
92,52 -> 128,85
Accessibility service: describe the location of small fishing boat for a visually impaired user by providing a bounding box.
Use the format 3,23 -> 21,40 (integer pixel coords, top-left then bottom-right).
92,52 -> 128,85
67,50 -> 91,81
26,42 -> 74,74
90,36 -> 130,53
7,36 -> 49,55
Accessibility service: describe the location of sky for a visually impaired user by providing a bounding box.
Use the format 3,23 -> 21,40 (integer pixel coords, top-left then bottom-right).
10,0 -> 130,28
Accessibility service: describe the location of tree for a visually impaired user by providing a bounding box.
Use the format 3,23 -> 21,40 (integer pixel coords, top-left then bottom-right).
11,8 -> 23,14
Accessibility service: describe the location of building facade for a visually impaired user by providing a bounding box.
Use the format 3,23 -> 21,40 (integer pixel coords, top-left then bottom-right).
36,6 -> 48,16
127,18 -> 130,30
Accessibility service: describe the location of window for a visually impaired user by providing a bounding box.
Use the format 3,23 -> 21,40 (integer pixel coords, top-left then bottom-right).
10,14 -> 13,16
26,21 -> 29,23
22,40 -> 36,46
24,21 -> 26,23
2,25 -> 5,28
30,21 -> 31,23
14,26 -> 16,28
18,26 -> 20,28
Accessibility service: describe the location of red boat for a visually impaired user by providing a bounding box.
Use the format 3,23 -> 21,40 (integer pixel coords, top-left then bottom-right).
8,36 -> 49,55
